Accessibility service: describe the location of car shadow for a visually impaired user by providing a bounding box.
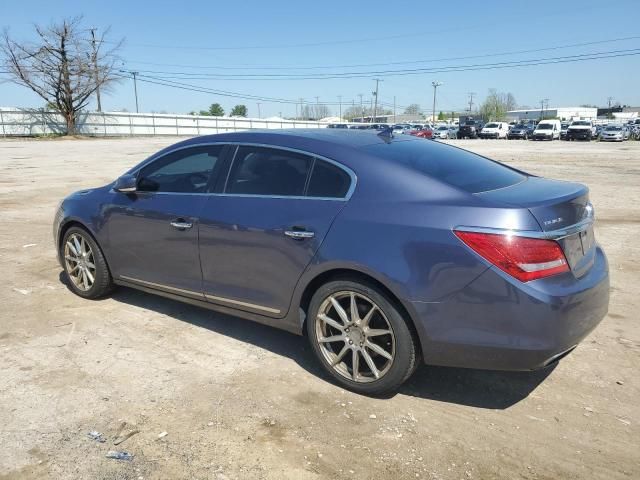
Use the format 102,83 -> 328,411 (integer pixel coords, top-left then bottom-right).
69,277 -> 553,410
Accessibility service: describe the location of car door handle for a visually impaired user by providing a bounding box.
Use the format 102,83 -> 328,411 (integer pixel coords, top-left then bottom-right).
170,219 -> 193,230
284,230 -> 315,240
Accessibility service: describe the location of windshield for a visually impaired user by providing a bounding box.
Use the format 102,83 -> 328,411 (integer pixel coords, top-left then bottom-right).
485,123 -> 499,128
572,121 -> 590,126
437,126 -> 448,130
362,140 -> 524,193
605,126 -> 622,131
537,124 -> 553,130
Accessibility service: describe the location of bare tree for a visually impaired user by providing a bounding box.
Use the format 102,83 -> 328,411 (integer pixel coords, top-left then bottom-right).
479,89 -> 518,121
1,17 -> 122,134
300,103 -> 331,120
404,103 -> 422,115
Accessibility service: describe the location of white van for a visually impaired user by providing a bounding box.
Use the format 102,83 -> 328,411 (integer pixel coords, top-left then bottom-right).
532,119 -> 561,140
479,121 -> 509,139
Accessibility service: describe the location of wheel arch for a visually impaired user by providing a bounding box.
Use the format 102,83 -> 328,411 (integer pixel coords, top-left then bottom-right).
296,267 -> 423,358
57,219 -> 108,269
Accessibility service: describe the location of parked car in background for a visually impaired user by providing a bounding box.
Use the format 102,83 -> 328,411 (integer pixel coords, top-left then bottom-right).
448,125 -> 459,138
54,129 -> 609,394
532,119 -> 561,141
599,125 -> 626,142
458,119 -> 484,139
327,123 -> 348,129
432,124 -> 454,139
560,122 -> 570,140
392,124 -> 411,135
507,123 -> 532,140
410,127 -> 433,139
566,120 -> 596,141
479,122 -> 509,139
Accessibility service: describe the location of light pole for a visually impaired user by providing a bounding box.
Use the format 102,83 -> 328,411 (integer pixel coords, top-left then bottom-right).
431,81 -> 442,124
257,102 -> 261,118
338,95 -> 342,120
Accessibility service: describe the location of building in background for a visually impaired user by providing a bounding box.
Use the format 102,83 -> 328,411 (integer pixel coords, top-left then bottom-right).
507,107 -> 598,122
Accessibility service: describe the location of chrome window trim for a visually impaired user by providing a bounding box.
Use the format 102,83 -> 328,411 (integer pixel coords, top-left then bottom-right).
119,275 -> 281,314
128,141 -> 357,201
454,217 -> 594,240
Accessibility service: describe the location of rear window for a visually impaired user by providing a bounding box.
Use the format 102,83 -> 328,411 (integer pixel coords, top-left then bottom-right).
362,140 -> 524,193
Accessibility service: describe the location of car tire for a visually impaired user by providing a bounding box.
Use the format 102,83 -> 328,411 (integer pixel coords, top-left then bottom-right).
306,279 -> 419,395
61,226 -> 114,299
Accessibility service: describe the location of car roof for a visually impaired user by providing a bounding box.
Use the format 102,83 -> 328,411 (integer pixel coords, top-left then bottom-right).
175,128 -> 421,156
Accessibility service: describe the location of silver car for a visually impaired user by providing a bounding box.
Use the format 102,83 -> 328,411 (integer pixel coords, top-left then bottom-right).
599,125 -> 626,142
432,125 -> 451,139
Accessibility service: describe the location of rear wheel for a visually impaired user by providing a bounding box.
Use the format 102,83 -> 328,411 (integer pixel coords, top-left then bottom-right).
307,279 -> 419,395
62,226 -> 113,299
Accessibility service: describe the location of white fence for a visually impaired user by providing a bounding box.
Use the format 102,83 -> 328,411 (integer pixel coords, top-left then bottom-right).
0,109 -> 329,137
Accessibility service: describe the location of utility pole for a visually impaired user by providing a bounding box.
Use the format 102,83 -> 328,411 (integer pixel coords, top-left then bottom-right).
607,96 -> 614,119
338,95 -> 342,120
90,28 -> 102,112
299,98 -> 304,120
467,92 -> 475,113
358,94 -> 364,122
372,79 -> 381,123
295,103 -> 298,120
540,99 -> 549,120
257,102 -> 261,118
432,81 -> 443,124
315,96 -> 320,120
393,96 -> 396,123
131,71 -> 139,113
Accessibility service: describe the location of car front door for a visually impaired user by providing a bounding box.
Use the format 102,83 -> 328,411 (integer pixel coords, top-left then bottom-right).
198,145 -> 354,317
105,144 -> 227,296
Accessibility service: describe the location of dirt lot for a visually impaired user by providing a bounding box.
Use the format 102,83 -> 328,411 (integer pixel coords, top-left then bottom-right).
1,137 -> 638,480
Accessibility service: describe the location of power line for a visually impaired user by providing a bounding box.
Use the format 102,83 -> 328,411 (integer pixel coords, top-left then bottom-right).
120,48 -> 640,80
122,34 -> 640,71
89,5 -> 609,52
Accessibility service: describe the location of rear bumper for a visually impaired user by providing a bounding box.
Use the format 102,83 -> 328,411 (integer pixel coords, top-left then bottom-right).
412,245 -> 609,371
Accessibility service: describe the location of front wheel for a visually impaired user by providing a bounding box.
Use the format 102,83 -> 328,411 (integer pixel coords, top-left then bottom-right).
62,226 -> 114,299
307,279 -> 419,395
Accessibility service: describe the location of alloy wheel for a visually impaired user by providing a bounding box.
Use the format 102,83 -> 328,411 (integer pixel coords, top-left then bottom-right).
64,233 -> 96,291
315,291 -> 396,383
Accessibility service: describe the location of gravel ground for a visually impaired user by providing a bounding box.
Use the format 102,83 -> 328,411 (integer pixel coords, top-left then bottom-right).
1,136 -> 638,480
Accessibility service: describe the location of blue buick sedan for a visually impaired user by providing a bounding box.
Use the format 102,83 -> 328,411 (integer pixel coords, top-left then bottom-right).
54,129 -> 609,394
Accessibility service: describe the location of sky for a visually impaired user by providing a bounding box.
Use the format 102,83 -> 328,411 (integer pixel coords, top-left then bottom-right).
1,0 -> 639,118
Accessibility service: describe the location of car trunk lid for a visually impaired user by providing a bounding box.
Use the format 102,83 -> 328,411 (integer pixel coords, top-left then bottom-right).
476,176 -> 595,275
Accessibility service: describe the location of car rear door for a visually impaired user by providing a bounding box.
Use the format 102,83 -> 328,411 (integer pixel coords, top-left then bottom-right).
198,145 -> 354,317
104,144 -> 228,296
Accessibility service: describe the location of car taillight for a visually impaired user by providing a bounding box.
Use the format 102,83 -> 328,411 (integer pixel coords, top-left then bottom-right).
454,230 -> 569,282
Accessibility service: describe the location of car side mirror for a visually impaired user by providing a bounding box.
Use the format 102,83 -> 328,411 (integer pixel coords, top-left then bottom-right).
114,173 -> 137,193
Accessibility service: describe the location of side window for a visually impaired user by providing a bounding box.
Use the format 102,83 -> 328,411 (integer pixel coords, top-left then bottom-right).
138,145 -> 223,193
307,159 -> 351,198
226,146 -> 313,197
